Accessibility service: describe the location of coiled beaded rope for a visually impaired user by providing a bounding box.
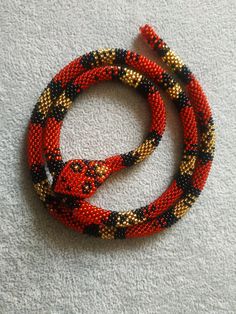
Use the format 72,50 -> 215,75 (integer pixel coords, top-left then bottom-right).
28,25 -> 215,239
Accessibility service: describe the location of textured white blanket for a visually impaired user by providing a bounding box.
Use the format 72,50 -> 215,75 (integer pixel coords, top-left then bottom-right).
0,0 -> 235,313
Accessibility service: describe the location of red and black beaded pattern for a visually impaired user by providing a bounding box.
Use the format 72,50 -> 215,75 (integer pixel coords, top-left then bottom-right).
28,25 -> 215,239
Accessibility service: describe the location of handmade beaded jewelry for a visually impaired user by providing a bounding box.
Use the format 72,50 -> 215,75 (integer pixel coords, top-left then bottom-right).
28,25 -> 215,239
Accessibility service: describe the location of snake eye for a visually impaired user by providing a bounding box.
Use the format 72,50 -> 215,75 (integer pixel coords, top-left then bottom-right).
70,162 -> 83,173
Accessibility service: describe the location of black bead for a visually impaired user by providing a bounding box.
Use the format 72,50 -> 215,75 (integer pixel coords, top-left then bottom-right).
176,172 -> 201,196
47,158 -> 64,176
185,186 -> 201,197
110,67 -> 118,80
45,194 -> 61,209
184,149 -> 199,157
114,49 -> 127,64
30,164 -> 47,184
134,207 -> 146,221
157,44 -> 170,57
114,227 -> 126,239
48,80 -> 63,100
198,151 -> 213,164
84,224 -> 100,237
121,151 -> 140,167
106,212 -> 119,227
30,106 -> 45,126
65,81 -> 79,101
175,173 -> 192,191
63,195 -> 80,209
117,66 -> 126,78
66,185 -> 71,191
94,180 -> 101,188
158,208 -> 178,228
136,77 -> 157,97
177,65 -> 192,84
80,52 -> 96,69
145,130 -> 162,146
173,92 -> 191,112
154,39 -> 170,57
159,72 -> 175,90
48,104 -> 68,122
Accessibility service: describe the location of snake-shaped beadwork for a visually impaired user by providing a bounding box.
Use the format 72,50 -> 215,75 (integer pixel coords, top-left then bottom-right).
27,25 -> 215,239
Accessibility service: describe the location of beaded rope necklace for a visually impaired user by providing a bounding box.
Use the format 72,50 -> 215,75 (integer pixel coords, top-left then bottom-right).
28,25 -> 215,239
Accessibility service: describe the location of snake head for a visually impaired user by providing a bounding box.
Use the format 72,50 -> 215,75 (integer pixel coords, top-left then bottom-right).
53,159 -> 112,199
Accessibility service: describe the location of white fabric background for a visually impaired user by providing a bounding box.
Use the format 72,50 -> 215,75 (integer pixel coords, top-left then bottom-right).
0,0 -> 235,313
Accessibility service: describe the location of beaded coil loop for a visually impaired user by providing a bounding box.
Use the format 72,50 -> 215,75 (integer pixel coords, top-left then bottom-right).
28,25 -> 215,239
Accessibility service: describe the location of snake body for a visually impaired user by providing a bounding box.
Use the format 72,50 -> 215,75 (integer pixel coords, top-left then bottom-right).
28,25 -> 215,239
